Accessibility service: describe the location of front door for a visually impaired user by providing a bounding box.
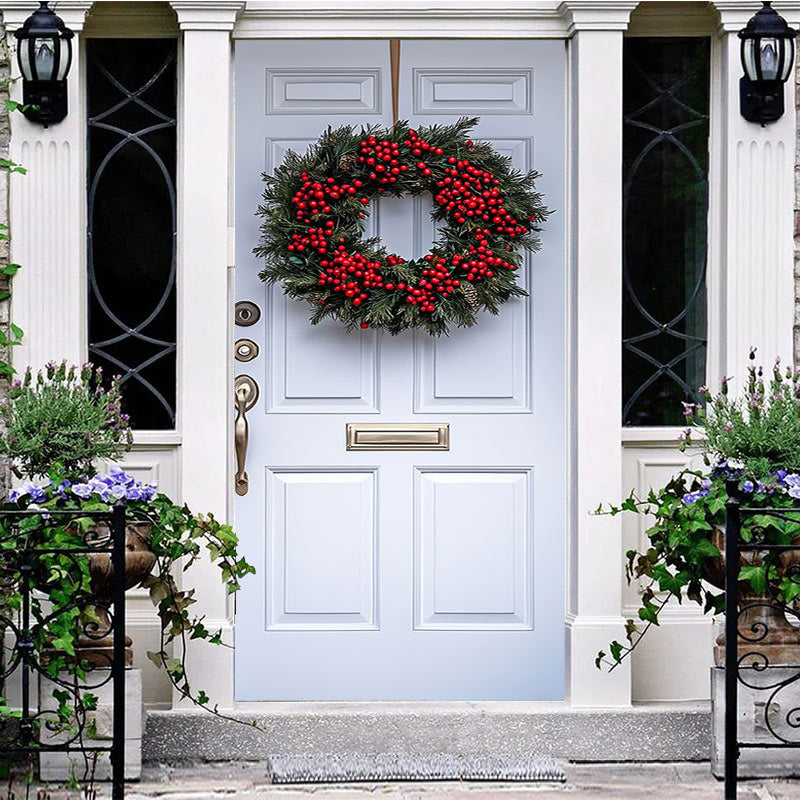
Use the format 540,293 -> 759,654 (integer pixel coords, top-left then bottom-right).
234,39 -> 567,701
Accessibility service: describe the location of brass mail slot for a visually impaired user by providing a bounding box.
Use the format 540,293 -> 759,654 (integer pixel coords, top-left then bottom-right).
346,423 -> 450,451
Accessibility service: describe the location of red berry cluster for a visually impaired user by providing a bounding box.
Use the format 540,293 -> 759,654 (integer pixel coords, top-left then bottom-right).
404,128 -> 444,177
358,136 -> 408,188
317,246 -> 409,308
455,234 -> 519,282
433,156 -> 528,237
290,172 -> 367,223
405,254 -> 461,311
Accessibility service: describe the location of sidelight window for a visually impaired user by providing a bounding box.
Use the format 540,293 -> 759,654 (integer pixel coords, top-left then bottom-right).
622,37 -> 710,427
87,39 -> 177,430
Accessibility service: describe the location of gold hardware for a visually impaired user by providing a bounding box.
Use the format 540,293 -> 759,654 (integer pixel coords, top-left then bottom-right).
234,375 -> 259,496
235,338 -> 259,362
346,422 -> 449,451
390,40 -> 401,125
235,300 -> 260,327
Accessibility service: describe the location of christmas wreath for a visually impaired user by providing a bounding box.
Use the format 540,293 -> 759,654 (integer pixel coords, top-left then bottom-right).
254,117 -> 549,335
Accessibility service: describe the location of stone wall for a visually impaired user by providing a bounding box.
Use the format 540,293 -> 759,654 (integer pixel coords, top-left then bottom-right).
0,16 -> 9,501
795,53 -> 800,368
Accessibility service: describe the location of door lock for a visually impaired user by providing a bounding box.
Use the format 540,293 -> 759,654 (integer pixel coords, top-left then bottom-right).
235,301 -> 261,327
235,338 -> 259,362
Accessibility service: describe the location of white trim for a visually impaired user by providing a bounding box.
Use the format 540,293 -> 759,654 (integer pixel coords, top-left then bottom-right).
168,2 -> 240,709
566,21 -> 633,708
710,1 -> 798,376
170,1 -> 245,31
6,4 -> 91,373
232,0 -> 638,39
2,1 -> 92,31
132,431 -> 184,447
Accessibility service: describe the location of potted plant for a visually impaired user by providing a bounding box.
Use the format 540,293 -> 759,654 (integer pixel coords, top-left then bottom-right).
597,351 -> 800,672
0,362 -> 254,770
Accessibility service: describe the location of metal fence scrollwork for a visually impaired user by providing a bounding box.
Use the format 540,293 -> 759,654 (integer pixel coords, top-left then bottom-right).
0,505 -> 127,798
724,481 -> 800,799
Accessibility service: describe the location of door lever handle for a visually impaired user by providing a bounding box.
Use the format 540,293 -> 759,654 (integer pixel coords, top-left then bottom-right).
234,375 -> 259,496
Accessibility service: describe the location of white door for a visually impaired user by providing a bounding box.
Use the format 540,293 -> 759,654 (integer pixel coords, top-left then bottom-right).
234,40 -> 567,701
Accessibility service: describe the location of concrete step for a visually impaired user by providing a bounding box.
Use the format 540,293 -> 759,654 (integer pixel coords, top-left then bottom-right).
143,701 -> 710,763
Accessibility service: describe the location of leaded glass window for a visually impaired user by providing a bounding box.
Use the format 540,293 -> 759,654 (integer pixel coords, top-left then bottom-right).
622,37 -> 710,427
87,39 -> 177,430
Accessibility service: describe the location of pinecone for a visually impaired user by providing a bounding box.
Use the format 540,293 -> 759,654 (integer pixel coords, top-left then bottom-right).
460,282 -> 479,310
338,152 -> 359,172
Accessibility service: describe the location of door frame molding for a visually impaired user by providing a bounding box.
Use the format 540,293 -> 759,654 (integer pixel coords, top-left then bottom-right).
3,0 -> 797,710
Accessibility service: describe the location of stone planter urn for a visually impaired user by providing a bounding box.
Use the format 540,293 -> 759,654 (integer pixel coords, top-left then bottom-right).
76,520 -> 156,666
705,527 -> 800,667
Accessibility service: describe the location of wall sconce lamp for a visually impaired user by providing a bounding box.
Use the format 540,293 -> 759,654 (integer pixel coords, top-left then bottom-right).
14,1 -> 75,126
739,1 -> 797,124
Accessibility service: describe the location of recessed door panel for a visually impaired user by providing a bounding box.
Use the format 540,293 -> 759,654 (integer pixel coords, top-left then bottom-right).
266,469 -> 377,630
415,469 -> 533,630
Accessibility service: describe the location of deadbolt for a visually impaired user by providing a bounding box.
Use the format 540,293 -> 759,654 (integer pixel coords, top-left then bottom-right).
235,338 -> 259,362
235,301 -> 261,327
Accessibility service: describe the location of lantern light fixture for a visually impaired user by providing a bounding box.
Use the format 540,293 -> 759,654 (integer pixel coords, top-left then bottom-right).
14,1 -> 74,126
739,1 -> 797,124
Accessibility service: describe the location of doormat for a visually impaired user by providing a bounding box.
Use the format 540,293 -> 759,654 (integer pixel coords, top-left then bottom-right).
267,753 -> 567,784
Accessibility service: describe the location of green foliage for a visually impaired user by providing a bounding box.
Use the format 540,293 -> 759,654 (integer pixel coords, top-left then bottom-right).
0,361 -> 132,480
597,352 -> 800,672
596,468 -> 800,671
255,117 -> 549,335
0,473 -> 256,741
139,491 -> 255,710
0,93 -> 28,378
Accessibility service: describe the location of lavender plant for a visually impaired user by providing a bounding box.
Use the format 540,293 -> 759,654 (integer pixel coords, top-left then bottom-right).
0,362 -> 131,480
682,351 -> 800,473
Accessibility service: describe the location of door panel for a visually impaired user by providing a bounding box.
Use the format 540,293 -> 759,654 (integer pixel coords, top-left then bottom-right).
234,39 -> 567,700
266,469 -> 377,630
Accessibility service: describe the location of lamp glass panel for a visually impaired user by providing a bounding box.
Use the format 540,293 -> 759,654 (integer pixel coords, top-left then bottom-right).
759,37 -> 780,80
56,37 -> 71,81
17,41 -> 33,81
743,38 -> 758,81
781,37 -> 795,81
33,37 -> 55,81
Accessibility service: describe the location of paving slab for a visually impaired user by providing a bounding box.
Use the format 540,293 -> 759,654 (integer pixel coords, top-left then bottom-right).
10,762 -> 800,800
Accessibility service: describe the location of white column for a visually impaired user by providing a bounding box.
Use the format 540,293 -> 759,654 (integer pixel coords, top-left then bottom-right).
169,1 -> 243,710
559,1 -> 637,707
711,1 -> 799,376
3,2 -> 92,370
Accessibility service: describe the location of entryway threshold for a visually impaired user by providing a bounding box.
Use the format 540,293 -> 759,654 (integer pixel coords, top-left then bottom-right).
143,701 -> 710,764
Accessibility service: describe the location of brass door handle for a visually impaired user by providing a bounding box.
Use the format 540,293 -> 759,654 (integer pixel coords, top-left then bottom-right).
234,375 -> 259,496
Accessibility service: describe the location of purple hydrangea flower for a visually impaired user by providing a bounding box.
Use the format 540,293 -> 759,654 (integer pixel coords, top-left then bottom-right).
742,480 -> 755,493
71,483 -> 93,499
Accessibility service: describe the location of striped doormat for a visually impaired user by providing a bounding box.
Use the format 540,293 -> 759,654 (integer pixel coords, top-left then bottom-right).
267,753 -> 567,784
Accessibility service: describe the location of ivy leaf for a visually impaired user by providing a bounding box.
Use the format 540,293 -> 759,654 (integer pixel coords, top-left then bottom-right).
595,650 -> 606,670
690,538 -> 720,560
739,565 -> 767,595
609,640 -> 624,662
638,604 -> 660,626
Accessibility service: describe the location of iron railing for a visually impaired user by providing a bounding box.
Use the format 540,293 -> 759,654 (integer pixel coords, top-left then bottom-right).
0,504 -> 127,798
724,481 -> 800,798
